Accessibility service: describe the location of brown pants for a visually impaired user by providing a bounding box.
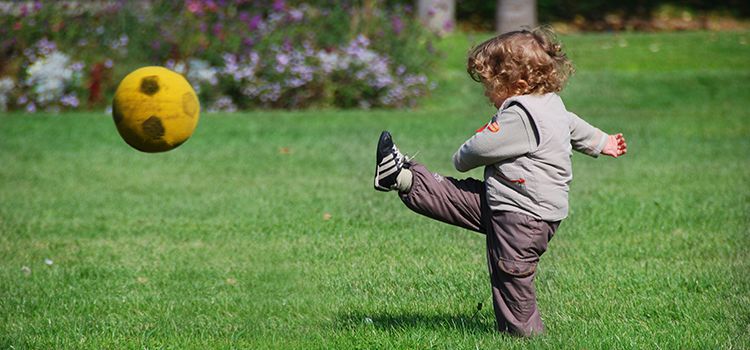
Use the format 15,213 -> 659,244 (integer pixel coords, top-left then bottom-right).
399,163 -> 559,337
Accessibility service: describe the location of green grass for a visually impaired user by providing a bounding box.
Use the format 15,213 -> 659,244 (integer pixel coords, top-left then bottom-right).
1,31 -> 749,349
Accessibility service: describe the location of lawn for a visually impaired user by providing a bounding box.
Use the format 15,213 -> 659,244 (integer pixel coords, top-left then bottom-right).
1,31 -> 749,349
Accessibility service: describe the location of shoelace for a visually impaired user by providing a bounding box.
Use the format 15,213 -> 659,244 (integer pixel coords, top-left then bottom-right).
404,150 -> 419,163
392,145 -> 419,164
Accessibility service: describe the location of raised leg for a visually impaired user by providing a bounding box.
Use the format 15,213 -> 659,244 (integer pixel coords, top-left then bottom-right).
398,163 -> 488,234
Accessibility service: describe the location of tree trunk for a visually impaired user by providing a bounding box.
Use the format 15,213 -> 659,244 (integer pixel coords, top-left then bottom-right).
496,0 -> 537,34
417,0 -> 455,36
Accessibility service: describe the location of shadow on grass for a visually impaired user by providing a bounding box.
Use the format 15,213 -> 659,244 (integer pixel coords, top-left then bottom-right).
336,310 -> 497,334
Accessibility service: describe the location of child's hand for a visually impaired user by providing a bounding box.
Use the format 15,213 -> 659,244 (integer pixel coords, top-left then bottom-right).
601,133 -> 627,158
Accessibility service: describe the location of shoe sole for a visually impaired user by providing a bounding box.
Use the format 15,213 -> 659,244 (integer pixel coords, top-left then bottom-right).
374,132 -> 393,192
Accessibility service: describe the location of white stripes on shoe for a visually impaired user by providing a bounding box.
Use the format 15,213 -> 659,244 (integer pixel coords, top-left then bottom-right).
376,147 -> 402,189
377,161 -> 399,180
380,153 -> 394,166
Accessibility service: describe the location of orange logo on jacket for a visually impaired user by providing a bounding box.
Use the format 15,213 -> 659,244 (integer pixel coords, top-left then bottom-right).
476,121 -> 500,133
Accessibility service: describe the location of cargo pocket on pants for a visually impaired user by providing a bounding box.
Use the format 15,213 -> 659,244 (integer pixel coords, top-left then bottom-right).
498,258 -> 537,278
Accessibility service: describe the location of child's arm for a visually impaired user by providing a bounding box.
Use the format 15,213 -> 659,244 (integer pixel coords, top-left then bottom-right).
569,112 -> 627,158
453,108 -> 536,172
568,112 -> 609,157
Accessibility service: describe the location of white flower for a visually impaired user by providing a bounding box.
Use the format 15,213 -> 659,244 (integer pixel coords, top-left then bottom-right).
187,59 -> 219,89
0,77 -> 14,111
208,96 -> 237,113
26,52 -> 74,106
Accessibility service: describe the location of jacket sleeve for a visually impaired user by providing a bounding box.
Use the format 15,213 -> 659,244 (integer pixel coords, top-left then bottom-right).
452,107 -> 536,172
568,112 -> 608,158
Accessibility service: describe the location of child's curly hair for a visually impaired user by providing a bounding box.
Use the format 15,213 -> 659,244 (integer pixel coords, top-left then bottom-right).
467,26 -> 574,100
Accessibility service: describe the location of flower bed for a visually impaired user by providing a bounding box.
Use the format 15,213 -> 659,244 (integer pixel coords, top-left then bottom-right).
0,1 -> 438,112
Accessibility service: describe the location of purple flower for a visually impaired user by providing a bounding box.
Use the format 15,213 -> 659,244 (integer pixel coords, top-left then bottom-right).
272,0 -> 285,12
26,102 -> 36,113
110,34 -> 129,50
119,34 -> 129,46
248,15 -> 262,31
71,62 -> 85,71
239,11 -> 250,23
37,38 -> 57,56
353,34 -> 369,48
391,16 -> 404,35
18,95 -> 28,105
289,9 -> 303,22
212,23 -> 223,37
443,19 -> 454,32
276,53 -> 290,72
61,94 -> 79,108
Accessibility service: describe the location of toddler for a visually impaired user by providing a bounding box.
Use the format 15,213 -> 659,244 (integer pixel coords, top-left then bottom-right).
373,27 -> 627,337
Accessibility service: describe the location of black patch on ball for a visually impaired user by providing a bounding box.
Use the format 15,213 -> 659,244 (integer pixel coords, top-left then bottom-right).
112,99 -> 123,124
140,76 -> 160,96
142,116 -> 165,139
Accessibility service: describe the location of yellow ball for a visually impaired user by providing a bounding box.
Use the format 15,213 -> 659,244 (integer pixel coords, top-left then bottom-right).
112,66 -> 200,152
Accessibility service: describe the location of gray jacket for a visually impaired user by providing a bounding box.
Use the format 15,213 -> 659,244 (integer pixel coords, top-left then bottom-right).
452,93 -> 607,221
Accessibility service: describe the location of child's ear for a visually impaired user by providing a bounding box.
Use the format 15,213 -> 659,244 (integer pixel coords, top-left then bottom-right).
515,80 -> 529,95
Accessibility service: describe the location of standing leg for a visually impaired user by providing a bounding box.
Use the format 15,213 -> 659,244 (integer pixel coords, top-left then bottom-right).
486,211 -> 559,337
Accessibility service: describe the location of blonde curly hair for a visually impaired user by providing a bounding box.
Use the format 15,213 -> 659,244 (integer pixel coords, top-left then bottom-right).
467,26 -> 574,103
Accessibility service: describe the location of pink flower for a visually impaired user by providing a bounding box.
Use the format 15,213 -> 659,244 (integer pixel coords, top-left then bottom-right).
443,19 -> 454,32
186,0 -> 202,14
212,23 -> 223,38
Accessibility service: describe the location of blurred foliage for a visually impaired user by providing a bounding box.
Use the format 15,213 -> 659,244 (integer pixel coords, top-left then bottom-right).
0,0 -> 437,111
455,0 -> 749,31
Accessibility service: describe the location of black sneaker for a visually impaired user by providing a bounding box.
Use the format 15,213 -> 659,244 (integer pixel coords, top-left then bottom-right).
374,131 -> 405,192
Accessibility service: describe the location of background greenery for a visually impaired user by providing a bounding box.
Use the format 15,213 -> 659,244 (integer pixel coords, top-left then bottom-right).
1,30 -> 749,348
456,0 -> 750,31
